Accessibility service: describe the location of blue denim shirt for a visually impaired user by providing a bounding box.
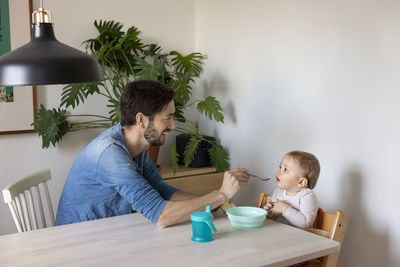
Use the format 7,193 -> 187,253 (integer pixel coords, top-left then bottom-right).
56,123 -> 178,225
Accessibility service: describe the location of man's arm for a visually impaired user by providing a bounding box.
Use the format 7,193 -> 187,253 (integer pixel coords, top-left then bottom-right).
169,190 -> 197,201
157,191 -> 226,228
156,168 -> 249,228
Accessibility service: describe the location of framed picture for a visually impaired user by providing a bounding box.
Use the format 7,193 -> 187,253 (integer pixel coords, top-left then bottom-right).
0,0 -> 36,134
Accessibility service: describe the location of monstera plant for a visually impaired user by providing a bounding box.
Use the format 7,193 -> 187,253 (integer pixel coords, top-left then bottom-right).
33,20 -> 230,172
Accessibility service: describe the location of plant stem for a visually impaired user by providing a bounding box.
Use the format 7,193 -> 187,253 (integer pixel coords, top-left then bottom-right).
103,57 -> 126,97
99,74 -> 113,99
174,128 -> 217,147
175,128 -> 195,135
75,125 -> 111,129
66,114 -> 110,119
186,119 -> 198,129
98,92 -> 110,98
120,50 -> 135,77
184,99 -> 200,109
176,122 -> 197,133
71,124 -> 112,131
196,134 -> 217,146
72,119 -> 111,125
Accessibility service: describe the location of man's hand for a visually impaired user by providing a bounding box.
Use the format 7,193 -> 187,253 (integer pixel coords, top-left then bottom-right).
218,168 -> 249,200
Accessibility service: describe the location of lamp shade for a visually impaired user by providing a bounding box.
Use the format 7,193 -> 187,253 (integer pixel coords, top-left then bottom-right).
0,23 -> 103,86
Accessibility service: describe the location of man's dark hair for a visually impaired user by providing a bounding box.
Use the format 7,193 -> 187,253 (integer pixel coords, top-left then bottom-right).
120,80 -> 176,126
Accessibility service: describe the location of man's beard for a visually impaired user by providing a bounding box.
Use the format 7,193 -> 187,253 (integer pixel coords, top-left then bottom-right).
144,120 -> 167,146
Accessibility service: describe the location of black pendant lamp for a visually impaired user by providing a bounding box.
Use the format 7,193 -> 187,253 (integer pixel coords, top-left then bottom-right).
0,1 -> 103,86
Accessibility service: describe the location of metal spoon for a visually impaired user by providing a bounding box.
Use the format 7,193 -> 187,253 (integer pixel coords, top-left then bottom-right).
247,173 -> 272,182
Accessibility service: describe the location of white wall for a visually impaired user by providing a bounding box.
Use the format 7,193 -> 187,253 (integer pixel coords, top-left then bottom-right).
195,0 -> 400,266
0,0 -> 195,235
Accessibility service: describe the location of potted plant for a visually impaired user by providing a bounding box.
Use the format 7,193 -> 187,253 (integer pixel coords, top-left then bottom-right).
33,20 -> 230,173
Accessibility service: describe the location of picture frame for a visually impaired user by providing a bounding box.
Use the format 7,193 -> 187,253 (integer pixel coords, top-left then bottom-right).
0,0 -> 36,134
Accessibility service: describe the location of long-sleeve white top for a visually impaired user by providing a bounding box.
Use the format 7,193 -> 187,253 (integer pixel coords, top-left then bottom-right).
270,188 -> 319,228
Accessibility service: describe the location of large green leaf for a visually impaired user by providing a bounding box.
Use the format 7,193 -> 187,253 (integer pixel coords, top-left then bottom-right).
84,20 -> 144,75
134,57 -> 159,81
168,74 -> 192,105
109,74 -> 124,98
119,25 -> 144,55
183,136 -> 201,167
114,26 -> 144,74
143,43 -> 163,57
84,20 -> 124,54
197,96 -> 224,122
170,51 -> 206,78
32,104 -> 72,148
173,102 -> 186,123
61,83 -> 101,108
94,43 -> 114,65
84,21 -> 124,68
169,146 -> 179,174
107,98 -> 121,125
208,145 -> 230,172
134,55 -> 170,82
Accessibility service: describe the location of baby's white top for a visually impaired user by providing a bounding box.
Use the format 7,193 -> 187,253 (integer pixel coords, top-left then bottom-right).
270,188 -> 319,228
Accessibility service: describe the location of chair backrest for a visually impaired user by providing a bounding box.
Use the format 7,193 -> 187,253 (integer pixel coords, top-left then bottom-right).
310,208 -> 349,267
257,192 -> 349,267
257,192 -> 270,209
2,169 -> 55,233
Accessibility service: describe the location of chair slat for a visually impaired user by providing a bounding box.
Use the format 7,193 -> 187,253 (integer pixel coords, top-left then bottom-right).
35,185 -> 46,228
15,196 -> 26,232
26,188 -> 38,230
43,182 -> 55,226
257,192 -> 270,209
331,211 -> 348,244
7,202 -> 23,233
11,201 -> 20,224
20,192 -> 32,231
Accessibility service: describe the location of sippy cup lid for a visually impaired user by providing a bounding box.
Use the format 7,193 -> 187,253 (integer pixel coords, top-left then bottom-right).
191,205 -> 213,222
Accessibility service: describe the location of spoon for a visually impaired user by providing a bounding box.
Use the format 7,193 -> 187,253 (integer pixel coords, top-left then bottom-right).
247,173 -> 272,182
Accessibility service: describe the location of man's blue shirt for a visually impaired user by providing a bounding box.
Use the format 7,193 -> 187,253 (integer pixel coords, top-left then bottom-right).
56,123 -> 178,225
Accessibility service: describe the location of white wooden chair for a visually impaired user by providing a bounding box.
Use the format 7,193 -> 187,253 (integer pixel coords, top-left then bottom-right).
2,169 -> 55,233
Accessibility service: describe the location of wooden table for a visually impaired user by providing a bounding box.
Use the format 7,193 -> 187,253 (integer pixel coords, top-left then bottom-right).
0,213 -> 340,267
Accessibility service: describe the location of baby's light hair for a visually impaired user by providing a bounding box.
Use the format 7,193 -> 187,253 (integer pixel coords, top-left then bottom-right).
285,151 -> 320,189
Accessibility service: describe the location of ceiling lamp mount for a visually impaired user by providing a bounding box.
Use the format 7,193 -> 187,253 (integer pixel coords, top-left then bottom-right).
0,1 -> 103,86
33,6 -> 52,26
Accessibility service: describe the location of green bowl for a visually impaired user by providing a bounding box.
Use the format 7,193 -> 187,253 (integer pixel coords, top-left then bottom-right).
226,206 -> 267,229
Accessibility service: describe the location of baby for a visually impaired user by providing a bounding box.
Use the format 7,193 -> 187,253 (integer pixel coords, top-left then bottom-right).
264,151 -> 320,228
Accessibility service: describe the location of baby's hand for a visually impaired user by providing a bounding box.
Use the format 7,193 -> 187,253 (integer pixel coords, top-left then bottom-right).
263,199 -> 274,211
271,199 -> 289,215
264,200 -> 278,219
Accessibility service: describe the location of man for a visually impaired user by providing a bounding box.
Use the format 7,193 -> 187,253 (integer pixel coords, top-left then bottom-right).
56,80 -> 249,228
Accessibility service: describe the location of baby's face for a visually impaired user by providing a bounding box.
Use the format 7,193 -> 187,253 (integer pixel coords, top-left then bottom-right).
275,155 -> 304,195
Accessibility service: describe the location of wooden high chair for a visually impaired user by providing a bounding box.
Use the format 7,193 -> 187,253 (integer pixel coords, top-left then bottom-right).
257,192 -> 349,267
